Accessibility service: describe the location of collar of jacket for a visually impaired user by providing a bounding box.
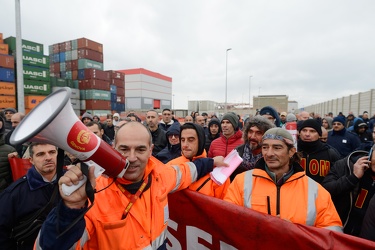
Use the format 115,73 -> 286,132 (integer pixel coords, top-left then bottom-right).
253,158 -> 305,182
27,166 -> 57,191
219,129 -> 243,141
331,127 -> 346,136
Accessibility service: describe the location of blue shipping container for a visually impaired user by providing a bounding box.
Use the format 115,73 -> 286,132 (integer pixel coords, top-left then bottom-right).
0,67 -> 15,82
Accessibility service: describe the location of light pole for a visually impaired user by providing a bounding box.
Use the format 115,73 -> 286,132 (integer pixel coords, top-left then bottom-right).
225,48 -> 232,114
249,75 -> 253,110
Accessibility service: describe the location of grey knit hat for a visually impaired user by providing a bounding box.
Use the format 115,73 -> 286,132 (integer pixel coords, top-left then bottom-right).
221,112 -> 239,130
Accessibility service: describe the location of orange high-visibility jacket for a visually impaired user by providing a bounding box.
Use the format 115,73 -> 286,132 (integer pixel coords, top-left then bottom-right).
168,152 -> 230,199
224,159 -> 343,232
73,156 -> 198,250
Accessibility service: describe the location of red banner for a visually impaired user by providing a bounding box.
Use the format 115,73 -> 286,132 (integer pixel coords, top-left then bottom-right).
168,189 -> 375,250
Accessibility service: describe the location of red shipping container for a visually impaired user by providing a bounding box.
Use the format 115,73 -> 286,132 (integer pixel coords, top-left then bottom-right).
110,78 -> 124,88
58,42 -> 66,52
72,70 -> 78,80
106,70 -> 125,80
77,38 -> 103,53
0,44 -> 9,55
0,54 -> 14,69
85,100 -> 111,110
64,41 -> 72,51
79,79 -> 110,90
77,48 -> 103,63
52,44 -> 59,54
79,68 -> 110,81
50,63 -> 60,73
116,86 -> 125,96
71,60 -> 78,71
0,33 -> 3,43
65,61 -> 72,71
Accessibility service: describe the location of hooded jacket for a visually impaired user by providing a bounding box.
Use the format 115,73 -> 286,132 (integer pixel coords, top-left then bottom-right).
327,127 -> 361,159
205,118 -> 221,152
168,123 -> 230,199
260,106 -> 281,128
297,139 -> 341,184
81,112 -> 93,123
352,118 -> 372,143
156,122 -> 181,163
322,150 -> 375,236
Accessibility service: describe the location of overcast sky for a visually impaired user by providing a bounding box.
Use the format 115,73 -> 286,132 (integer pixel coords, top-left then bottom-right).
1,0 -> 374,110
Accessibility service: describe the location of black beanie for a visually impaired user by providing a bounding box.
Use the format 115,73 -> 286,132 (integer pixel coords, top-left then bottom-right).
298,119 -> 322,136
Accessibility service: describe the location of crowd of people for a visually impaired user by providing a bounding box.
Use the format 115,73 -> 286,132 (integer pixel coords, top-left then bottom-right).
1,106 -> 375,248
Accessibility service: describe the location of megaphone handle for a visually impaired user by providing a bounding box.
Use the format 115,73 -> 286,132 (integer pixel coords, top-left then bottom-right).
61,176 -> 87,196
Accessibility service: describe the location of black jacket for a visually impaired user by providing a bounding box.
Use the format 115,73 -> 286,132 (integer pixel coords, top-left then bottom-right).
156,122 -> 181,163
297,139 -> 341,184
150,127 -> 167,156
322,150 -> 375,236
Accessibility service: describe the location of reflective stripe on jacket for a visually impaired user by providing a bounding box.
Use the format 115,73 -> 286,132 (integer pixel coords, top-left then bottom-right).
224,159 -> 343,232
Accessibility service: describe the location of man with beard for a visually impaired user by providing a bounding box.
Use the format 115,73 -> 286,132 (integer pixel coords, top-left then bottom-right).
297,119 -> 341,184
230,116 -> 274,181
224,128 -> 343,232
0,143 -> 62,249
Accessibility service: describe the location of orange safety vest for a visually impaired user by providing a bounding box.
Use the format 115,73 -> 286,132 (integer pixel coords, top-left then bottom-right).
168,152 -> 230,199
74,156 -> 198,250
224,164 -> 343,232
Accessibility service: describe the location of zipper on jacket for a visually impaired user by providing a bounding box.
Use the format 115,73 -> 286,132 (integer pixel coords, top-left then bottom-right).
276,185 -> 281,215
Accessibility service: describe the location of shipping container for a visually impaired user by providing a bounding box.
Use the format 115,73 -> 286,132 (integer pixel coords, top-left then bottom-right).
71,50 -> 78,60
50,63 -> 60,73
76,38 -> 103,53
52,86 -> 80,99
111,102 -> 125,112
24,95 -> 46,109
77,59 -> 103,70
80,89 -> 111,101
110,78 -> 124,88
0,54 -> 14,69
70,98 -> 80,110
0,81 -> 16,95
116,87 -> 125,96
65,51 -> 72,61
106,70 -> 125,80
59,52 -> 66,62
0,33 -> 3,43
0,95 -> 16,109
13,51 -> 49,68
78,79 -> 110,91
50,53 -> 60,63
116,95 -> 125,103
23,79 -> 51,95
23,65 -> 50,81
77,48 -> 103,63
50,77 -> 67,87
110,85 -> 117,94
84,110 -> 111,117
0,67 -> 14,82
83,100 -> 111,110
4,36 -> 44,54
0,44 -> 9,55
77,68 -> 110,81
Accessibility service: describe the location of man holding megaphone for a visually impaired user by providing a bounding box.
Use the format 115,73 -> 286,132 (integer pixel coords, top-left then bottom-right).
35,122 -> 226,249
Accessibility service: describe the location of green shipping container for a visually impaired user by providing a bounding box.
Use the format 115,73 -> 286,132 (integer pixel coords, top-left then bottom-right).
13,51 -> 49,68
78,59 -> 103,70
23,65 -> 50,81
80,89 -> 110,100
50,77 -> 67,87
4,36 -> 44,54
23,79 -> 51,95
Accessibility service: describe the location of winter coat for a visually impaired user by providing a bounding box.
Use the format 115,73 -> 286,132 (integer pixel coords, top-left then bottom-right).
150,127 -> 167,156
0,134 -> 16,192
208,130 -> 243,158
322,150 -> 375,236
225,158 -> 343,232
35,156 -> 214,250
0,166 -> 59,249
297,139 -> 341,184
327,128 -> 361,158
156,122 -> 181,163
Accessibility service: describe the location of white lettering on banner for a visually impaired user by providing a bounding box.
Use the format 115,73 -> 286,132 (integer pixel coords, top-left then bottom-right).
167,220 -> 182,250
167,220 -> 237,250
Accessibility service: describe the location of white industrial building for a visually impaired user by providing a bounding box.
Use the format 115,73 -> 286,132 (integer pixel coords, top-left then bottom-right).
119,68 -> 172,110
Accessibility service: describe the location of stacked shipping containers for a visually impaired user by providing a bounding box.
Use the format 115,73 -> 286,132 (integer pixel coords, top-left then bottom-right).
0,33 -> 16,109
107,70 -> 125,112
4,36 -> 50,113
48,38 -> 126,117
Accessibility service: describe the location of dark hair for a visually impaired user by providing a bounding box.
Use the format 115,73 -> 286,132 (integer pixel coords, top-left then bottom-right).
86,121 -> 102,130
29,142 -> 57,157
127,113 -> 141,122
162,108 -> 171,113
242,116 -> 274,143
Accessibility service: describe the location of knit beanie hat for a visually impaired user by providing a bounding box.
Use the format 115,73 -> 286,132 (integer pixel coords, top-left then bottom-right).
262,128 -> 294,147
81,112 -> 93,122
298,119 -> 322,136
4,108 -> 17,114
286,113 -> 297,122
221,113 -> 239,130
332,116 -> 345,125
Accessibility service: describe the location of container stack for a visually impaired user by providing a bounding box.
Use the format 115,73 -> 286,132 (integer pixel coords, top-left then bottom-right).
49,38 -> 113,117
4,36 -> 50,113
0,33 -> 16,110
106,70 -> 125,113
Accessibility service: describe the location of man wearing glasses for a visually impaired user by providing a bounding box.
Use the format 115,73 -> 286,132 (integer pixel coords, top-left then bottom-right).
327,116 -> 361,159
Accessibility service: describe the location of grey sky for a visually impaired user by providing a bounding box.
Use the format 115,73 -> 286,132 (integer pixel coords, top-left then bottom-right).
1,0 -> 374,110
